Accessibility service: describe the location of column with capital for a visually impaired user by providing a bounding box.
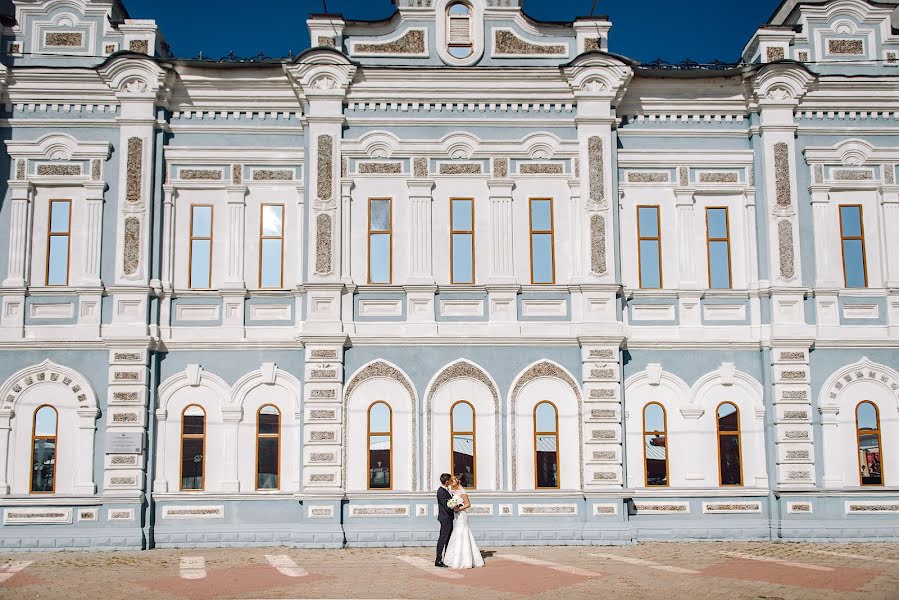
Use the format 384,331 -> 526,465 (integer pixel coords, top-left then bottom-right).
562,57 -> 633,330
406,179 -> 437,334
0,181 -> 33,339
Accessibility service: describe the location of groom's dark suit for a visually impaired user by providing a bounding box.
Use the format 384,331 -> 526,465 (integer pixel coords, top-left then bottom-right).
435,486 -> 454,563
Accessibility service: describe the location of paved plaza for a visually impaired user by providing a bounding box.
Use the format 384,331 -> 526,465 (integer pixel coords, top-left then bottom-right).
1,542 -> 898,599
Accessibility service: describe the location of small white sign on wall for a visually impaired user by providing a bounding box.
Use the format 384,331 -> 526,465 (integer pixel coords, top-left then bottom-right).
106,432 -> 143,454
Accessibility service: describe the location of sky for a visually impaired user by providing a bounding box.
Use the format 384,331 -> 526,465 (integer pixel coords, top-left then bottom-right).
122,0 -> 779,63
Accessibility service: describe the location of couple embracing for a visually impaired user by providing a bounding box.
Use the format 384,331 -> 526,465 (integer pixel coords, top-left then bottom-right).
435,473 -> 484,569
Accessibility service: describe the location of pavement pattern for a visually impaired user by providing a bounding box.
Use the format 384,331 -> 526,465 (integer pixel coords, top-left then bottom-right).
1,541 -> 898,599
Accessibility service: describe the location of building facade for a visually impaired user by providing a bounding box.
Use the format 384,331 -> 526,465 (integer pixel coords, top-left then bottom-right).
0,0 -> 898,550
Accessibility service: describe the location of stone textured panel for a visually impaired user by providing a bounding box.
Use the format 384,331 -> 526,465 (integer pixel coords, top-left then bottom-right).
46,32 -> 83,47
317,135 -> 333,202
774,142 -> 791,207
591,214 -> 607,275
588,137 -> 604,203
355,30 -> 425,54
123,217 -> 141,276
494,30 -> 566,55
126,137 -> 143,204
315,213 -> 333,274
778,219 -> 794,279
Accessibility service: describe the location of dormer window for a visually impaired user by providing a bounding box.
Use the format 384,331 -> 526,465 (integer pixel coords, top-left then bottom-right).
447,2 -> 473,58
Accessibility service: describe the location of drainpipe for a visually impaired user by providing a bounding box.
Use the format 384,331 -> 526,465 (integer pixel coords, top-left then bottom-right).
143,345 -> 159,548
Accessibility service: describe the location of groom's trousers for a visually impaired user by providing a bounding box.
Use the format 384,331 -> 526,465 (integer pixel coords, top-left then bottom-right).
436,518 -> 453,561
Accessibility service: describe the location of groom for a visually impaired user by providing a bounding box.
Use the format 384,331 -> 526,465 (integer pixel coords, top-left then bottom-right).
435,473 -> 454,567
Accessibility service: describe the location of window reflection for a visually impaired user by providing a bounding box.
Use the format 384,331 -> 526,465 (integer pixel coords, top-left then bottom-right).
856,401 -> 883,486
181,405 -> 205,491
534,401 -> 559,489
840,205 -> 867,288
451,401 -> 476,487
643,403 -> 668,487
716,402 -> 742,486
368,402 -> 392,489
638,206 -> 662,288
31,406 -> 57,493
256,405 -> 280,490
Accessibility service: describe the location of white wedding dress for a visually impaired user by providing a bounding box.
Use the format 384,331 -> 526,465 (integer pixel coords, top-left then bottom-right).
443,488 -> 485,569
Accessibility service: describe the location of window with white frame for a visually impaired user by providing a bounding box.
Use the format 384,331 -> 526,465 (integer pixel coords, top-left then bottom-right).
46,200 -> 71,286
189,205 -> 213,289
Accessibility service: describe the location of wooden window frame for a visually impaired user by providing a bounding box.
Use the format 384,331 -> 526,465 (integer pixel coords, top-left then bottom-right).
179,404 -> 206,492
45,199 -> 72,286
528,198 -> 556,285
188,204 -> 214,290
705,206 -> 733,289
367,198 -> 393,285
255,404 -> 281,491
533,400 -> 560,490
450,198 -> 475,284
715,401 -> 743,487
642,402 -> 669,488
29,405 -> 58,494
367,401 -> 393,491
258,204 -> 285,289
839,204 -> 869,288
855,400 -> 884,487
637,205 -> 663,289
450,400 -> 477,488
446,2 -> 473,57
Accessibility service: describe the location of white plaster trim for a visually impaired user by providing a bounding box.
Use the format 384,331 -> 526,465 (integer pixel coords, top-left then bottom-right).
161,505 -> 225,519
3,507 -> 72,524
350,27 -> 429,58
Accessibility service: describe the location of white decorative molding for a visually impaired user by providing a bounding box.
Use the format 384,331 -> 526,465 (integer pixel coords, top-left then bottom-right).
517,503 -> 578,516
161,505 -> 225,520
348,505 -> 410,517
4,508 -> 72,525
632,501 -> 690,514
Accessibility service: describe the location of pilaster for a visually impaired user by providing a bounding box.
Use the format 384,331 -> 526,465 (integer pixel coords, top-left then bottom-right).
302,343 -> 345,493
581,344 -> 623,488
770,346 -> 816,489
103,349 -> 150,497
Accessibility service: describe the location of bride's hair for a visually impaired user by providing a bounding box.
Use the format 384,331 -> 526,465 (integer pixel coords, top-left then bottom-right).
454,473 -> 468,488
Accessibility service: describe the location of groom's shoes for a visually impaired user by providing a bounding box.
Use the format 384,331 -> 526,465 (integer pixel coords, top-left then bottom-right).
435,561 -> 448,568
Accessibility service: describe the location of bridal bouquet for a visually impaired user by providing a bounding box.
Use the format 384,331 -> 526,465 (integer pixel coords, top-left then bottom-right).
447,497 -> 462,510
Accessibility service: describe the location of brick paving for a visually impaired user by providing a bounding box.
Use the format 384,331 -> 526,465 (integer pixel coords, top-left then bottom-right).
1,542 -> 898,599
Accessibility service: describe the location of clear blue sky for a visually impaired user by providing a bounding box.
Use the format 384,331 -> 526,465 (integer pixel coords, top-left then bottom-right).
123,0 -> 779,63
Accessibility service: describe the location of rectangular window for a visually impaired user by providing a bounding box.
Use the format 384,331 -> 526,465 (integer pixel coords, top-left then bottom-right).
529,198 -> 555,284
46,200 -> 71,286
637,206 -> 662,289
189,205 -> 213,289
450,198 -> 474,284
706,207 -> 732,289
839,204 -> 867,288
368,198 -> 392,284
259,204 -> 284,288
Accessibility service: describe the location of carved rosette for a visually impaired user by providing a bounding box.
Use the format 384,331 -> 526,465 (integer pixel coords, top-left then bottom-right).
425,362 -> 500,491
509,361 -> 583,490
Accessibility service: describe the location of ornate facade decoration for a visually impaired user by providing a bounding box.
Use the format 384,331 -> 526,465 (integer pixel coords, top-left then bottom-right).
126,137 -> 143,203
493,30 -> 566,55
354,30 -> 425,55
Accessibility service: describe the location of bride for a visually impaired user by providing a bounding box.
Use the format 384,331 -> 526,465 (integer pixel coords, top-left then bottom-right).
443,474 -> 485,569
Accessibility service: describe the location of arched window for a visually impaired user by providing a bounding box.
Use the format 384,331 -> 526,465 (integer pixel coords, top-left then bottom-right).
534,401 -> 559,489
856,401 -> 883,486
256,405 -> 280,490
30,405 -> 57,493
451,401 -> 476,487
447,2 -> 473,58
716,402 -> 742,486
368,402 -> 392,490
180,405 -> 206,491
643,403 -> 668,487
